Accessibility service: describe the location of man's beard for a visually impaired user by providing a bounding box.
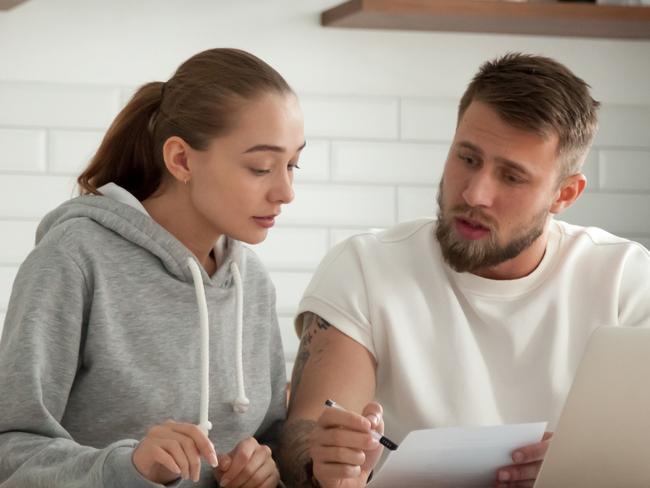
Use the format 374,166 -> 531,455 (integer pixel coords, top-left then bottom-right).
435,186 -> 548,273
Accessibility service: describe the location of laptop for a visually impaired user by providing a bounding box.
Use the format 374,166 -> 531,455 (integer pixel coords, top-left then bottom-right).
534,326 -> 650,488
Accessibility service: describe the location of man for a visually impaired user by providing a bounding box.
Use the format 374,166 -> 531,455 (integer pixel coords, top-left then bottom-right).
279,53 -> 650,488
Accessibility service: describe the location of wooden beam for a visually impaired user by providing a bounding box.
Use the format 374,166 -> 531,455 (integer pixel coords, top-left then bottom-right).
322,0 -> 650,40
0,0 -> 30,10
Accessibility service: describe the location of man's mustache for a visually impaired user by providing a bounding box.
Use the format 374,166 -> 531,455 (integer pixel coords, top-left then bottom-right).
447,205 -> 498,231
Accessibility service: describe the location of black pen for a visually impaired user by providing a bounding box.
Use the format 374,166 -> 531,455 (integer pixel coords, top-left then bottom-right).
324,399 -> 399,451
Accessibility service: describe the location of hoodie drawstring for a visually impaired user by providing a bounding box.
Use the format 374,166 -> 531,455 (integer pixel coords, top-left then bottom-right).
187,257 -> 213,435
230,262 -> 250,414
187,257 -> 249,432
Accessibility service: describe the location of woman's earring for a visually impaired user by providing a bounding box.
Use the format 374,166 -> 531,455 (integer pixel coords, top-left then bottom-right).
184,178 -> 189,185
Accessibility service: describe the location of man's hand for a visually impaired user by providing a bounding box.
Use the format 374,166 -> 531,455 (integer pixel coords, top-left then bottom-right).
213,437 -> 279,488
310,402 -> 384,488
495,432 -> 553,487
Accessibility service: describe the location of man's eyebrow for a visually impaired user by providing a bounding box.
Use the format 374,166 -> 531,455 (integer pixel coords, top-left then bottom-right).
495,157 -> 532,176
457,141 -> 484,155
458,141 -> 532,176
243,141 -> 306,154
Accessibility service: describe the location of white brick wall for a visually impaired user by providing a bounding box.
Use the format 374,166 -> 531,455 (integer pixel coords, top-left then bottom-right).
0,82 -> 122,129
0,174 -> 77,218
0,0 -> 648,368
332,141 -> 447,184
295,140 -> 330,182
599,150 -> 650,191
0,267 -> 18,312
0,78 -> 649,366
278,315 -> 299,365
49,130 -> 105,175
401,99 -> 458,142
0,220 -> 39,263
282,183 -> 396,227
398,186 -> 439,222
248,228 -> 328,270
562,193 -> 650,235
0,129 -> 46,172
595,106 -> 650,148
301,96 -> 399,139
269,272 -> 314,316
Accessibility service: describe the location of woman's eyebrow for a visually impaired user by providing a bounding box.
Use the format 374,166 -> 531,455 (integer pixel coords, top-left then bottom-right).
243,140 -> 306,154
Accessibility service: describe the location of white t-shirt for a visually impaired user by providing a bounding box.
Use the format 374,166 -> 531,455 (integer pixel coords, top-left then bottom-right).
295,218 -> 650,444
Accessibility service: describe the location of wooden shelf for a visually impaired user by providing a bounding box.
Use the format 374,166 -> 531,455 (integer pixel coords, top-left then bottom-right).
321,0 -> 650,39
0,0 -> 29,10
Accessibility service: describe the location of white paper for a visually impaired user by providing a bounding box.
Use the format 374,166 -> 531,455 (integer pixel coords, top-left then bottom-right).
368,422 -> 547,488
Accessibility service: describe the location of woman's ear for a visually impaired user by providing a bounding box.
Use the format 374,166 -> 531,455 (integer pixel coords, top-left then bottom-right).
162,136 -> 192,184
550,173 -> 587,214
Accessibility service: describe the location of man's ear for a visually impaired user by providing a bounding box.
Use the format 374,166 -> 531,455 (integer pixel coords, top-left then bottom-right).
550,173 -> 587,214
162,136 -> 192,183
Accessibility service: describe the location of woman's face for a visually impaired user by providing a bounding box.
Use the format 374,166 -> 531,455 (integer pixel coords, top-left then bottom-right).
185,92 -> 305,245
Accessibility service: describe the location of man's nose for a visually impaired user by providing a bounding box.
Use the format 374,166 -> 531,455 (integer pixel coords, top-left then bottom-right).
461,169 -> 495,208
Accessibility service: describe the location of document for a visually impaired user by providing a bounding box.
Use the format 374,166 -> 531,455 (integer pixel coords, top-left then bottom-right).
368,422 -> 547,488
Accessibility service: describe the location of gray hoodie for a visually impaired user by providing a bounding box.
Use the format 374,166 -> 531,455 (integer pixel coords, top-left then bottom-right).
0,187 -> 286,487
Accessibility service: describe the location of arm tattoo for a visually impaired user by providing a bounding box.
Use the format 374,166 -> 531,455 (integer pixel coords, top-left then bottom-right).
315,315 -> 332,331
280,314 -> 332,487
279,418 -> 318,487
288,314 -> 332,412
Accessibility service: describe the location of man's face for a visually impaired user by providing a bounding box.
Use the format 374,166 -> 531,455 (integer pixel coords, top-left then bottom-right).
436,101 -> 562,275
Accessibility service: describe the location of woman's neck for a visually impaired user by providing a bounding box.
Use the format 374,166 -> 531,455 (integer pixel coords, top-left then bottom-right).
142,184 -> 219,275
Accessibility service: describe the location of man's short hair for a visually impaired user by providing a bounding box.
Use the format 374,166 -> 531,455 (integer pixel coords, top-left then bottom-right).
458,52 -> 600,179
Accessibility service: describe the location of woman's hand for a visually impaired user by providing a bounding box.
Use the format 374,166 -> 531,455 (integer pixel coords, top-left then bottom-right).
132,420 -> 219,484
213,437 -> 280,488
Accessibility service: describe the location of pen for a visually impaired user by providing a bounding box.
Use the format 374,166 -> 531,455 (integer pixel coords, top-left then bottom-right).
324,399 -> 399,451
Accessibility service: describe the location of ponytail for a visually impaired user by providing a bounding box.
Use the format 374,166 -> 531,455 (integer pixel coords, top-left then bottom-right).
78,82 -> 164,200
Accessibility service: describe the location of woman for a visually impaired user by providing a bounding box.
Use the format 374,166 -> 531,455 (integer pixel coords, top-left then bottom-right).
0,48 -> 304,488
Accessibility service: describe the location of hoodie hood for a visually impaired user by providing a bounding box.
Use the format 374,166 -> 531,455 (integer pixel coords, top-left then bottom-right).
36,192 -> 241,287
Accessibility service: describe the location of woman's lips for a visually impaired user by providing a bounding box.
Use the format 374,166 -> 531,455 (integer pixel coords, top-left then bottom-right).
252,216 -> 276,228
454,217 -> 490,240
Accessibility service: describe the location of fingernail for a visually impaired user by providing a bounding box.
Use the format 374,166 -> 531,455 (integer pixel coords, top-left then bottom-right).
498,470 -> 510,482
512,451 -> 525,463
209,452 -> 219,468
367,414 -> 380,426
221,477 -> 230,486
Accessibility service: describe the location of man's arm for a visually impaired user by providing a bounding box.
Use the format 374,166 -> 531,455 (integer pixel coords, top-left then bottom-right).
279,313 -> 377,487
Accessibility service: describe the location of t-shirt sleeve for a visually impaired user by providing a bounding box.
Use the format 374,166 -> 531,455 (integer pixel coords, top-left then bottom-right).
294,239 -> 376,359
618,242 -> 650,328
